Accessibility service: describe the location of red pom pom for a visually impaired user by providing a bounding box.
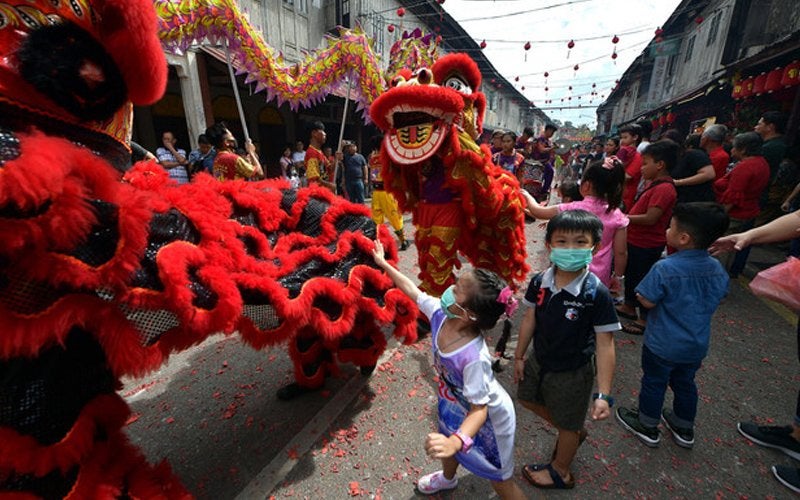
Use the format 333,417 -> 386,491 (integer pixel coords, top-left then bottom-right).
524,41 -> 531,51
480,40 -> 487,49
397,7 -> 405,16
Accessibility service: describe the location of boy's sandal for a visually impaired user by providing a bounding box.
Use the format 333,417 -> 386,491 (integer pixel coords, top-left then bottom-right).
522,463 -> 575,490
621,322 -> 646,335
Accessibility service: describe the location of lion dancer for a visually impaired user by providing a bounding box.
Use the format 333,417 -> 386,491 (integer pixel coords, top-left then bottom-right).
368,135 -> 410,252
369,54 -> 530,337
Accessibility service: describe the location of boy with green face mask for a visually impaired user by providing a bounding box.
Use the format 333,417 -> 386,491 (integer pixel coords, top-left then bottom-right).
513,209 -> 620,490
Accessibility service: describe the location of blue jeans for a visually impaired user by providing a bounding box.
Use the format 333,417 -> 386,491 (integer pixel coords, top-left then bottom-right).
638,345 -> 702,428
346,180 -> 365,204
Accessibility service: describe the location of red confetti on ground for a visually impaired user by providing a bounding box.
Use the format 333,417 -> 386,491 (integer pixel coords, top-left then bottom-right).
349,481 -> 360,496
222,403 -> 237,419
125,413 -> 141,426
287,447 -> 300,460
408,388 -> 418,398
165,417 -> 175,424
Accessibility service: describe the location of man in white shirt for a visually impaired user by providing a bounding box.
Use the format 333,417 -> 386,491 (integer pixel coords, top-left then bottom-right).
155,131 -> 189,184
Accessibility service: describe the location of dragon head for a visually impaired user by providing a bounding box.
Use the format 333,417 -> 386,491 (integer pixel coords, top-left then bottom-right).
370,53 -> 486,165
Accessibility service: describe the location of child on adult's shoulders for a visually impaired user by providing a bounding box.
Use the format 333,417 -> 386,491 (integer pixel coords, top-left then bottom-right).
616,202 -> 729,449
514,209 -> 620,490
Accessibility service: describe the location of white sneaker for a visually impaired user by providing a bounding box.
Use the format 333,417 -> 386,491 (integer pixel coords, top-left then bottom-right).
417,470 -> 458,494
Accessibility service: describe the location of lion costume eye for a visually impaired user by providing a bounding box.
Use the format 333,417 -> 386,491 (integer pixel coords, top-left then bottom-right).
443,76 -> 472,95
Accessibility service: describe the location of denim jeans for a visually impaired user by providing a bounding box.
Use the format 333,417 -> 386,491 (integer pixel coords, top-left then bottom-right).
345,180 -> 365,204
638,345 -> 702,428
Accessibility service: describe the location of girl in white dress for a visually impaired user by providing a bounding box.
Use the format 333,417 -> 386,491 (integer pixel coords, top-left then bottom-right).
371,240 -> 525,499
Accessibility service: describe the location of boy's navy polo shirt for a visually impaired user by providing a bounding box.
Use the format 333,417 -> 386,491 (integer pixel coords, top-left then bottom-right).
636,249 -> 729,363
522,267 -> 620,372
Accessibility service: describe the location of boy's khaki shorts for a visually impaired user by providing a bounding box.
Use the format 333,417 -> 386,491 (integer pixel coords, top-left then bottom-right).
517,355 -> 595,431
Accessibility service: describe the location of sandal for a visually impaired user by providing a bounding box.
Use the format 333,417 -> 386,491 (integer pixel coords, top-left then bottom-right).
621,321 -> 646,335
521,463 -> 575,490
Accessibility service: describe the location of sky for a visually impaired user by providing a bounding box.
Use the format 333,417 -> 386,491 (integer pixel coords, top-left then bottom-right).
440,0 -> 683,128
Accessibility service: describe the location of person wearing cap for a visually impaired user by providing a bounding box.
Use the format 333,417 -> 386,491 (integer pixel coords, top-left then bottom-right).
701,124 -> 730,181
304,121 -> 336,191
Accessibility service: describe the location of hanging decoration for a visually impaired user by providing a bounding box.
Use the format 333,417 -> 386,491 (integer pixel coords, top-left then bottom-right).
388,24 -> 395,33
781,61 -> 800,87
765,67 -> 782,93
438,0 -> 446,21
695,16 -> 704,24
573,64 -> 579,78
611,34 -> 619,64
480,39 -> 487,49
524,41 -> 531,62
567,39 -> 575,58
544,71 -> 549,86
397,7 -> 405,32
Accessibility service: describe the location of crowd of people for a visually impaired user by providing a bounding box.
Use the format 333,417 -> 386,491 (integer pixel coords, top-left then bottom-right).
373,110 -> 799,496
134,111 -> 799,494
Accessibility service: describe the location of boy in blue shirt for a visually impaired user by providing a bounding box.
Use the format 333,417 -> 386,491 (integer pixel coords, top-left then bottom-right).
616,202 -> 730,448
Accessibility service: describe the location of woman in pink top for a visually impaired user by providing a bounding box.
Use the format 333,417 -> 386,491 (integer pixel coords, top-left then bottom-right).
521,157 -> 629,290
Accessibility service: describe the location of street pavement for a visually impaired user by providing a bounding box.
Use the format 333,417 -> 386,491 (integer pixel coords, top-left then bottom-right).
122,209 -> 798,499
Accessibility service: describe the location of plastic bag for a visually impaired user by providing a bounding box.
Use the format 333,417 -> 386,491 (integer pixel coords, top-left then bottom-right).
749,257 -> 800,311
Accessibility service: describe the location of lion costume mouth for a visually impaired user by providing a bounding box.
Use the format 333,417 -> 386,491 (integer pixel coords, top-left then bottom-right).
383,108 -> 454,165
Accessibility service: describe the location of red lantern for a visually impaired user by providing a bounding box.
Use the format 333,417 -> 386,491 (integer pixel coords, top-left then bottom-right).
611,50 -> 618,62
521,86 -> 525,91
695,16 -> 704,24
515,76 -> 519,82
574,64 -> 579,71
659,115 -> 666,126
396,7 -> 405,16
544,86 -> 549,92
568,86 -> 573,91
753,72 -> 767,95
612,35 -> 619,44
544,71 -> 549,78
567,39 -> 574,58
765,67 -> 782,93
438,0 -> 445,3
387,24 -> 394,33
651,118 -> 659,129
740,76 -> 755,98
655,27 -> 663,37
666,112 -> 676,124
781,60 -> 800,87
523,41 -> 531,62
480,39 -> 487,49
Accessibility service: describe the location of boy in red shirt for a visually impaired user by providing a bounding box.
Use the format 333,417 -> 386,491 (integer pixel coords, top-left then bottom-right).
616,140 -> 679,334
619,124 -> 644,212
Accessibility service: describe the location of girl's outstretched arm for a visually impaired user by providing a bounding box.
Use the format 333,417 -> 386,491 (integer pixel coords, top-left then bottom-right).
520,189 -> 559,219
372,239 -> 421,302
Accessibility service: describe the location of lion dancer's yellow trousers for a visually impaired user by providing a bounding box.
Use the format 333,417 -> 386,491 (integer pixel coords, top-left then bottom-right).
414,201 -> 464,296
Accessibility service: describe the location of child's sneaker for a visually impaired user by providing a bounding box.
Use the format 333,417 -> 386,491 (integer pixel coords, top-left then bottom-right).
616,407 -> 661,447
661,409 -> 695,449
773,465 -> 800,493
738,422 -> 800,460
417,471 -> 458,494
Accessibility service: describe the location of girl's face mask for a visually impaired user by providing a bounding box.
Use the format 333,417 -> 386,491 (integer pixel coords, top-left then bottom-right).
440,285 -> 475,321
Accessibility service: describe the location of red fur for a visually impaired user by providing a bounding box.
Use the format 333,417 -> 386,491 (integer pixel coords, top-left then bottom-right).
94,0 -> 167,105
432,53 -> 483,91
369,84 -> 463,132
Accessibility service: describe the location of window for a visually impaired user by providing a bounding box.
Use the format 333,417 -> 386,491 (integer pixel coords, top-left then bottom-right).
297,0 -> 308,13
684,35 -> 695,63
706,14 -> 720,46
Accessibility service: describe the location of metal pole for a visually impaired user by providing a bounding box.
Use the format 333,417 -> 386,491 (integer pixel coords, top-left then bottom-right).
223,38 -> 250,143
333,77 -> 353,195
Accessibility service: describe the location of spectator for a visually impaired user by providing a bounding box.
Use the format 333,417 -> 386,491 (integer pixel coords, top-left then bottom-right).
492,132 -> 525,176
635,120 -> 653,153
604,136 -> 620,159
617,140 -> 678,335
516,126 -> 535,150
291,140 -> 306,182
186,133 -> 216,178
663,130 -> 715,203
713,131 -> 770,277
279,144 -> 293,179
755,111 -> 790,225
490,129 -> 505,155
342,140 -> 368,204
701,124 -> 730,181
530,123 -> 558,201
155,130 -> 189,184
205,122 -> 263,181
619,124 -> 644,212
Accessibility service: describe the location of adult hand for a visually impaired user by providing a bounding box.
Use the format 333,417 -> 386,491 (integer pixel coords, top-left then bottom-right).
709,232 -> 752,256
335,151 -> 344,162
513,358 -> 525,384
425,433 -> 459,459
245,138 -> 256,155
591,398 -> 610,421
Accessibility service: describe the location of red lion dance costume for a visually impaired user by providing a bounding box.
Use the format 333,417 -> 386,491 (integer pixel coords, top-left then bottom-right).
0,0 -> 416,496
369,53 -> 529,296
